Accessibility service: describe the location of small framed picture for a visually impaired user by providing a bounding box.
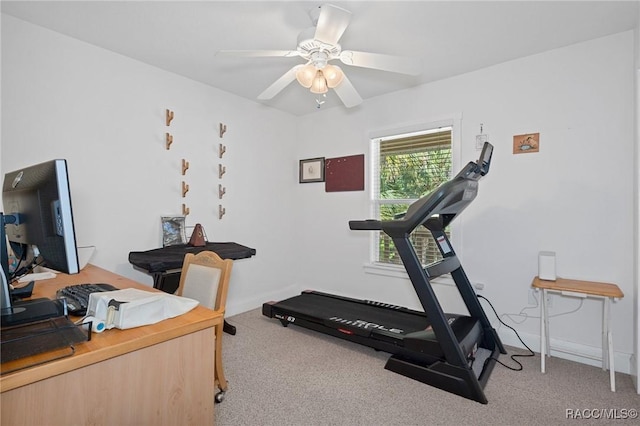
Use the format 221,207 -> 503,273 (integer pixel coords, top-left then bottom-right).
299,157 -> 325,183
513,132 -> 540,154
161,216 -> 187,247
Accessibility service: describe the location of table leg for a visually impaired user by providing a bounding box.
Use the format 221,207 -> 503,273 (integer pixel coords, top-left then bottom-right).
540,288 -> 546,373
223,320 -> 236,335
608,331 -> 615,391
544,290 -> 551,358
604,297 -> 616,392
602,297 -> 609,371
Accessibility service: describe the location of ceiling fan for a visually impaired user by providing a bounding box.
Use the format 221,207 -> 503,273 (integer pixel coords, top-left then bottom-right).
216,3 -> 422,108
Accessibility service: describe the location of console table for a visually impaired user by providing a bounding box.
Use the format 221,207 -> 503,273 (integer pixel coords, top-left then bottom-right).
1,264 -> 221,425
531,276 -> 624,391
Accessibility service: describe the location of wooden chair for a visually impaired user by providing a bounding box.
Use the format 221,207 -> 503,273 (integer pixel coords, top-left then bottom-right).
176,251 -> 233,403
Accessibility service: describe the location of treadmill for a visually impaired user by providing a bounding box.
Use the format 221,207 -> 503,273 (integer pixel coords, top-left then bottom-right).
263,142 -> 506,404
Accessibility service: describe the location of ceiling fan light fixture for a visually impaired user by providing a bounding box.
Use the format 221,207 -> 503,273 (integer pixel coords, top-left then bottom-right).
295,64 -> 316,88
323,64 -> 344,88
309,70 -> 328,94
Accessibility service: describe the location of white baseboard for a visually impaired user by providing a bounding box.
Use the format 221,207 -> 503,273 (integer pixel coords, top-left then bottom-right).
498,329 -> 633,375
226,285 -> 298,318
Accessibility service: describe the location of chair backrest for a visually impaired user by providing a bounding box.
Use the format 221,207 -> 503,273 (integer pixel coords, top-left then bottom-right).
176,251 -> 233,313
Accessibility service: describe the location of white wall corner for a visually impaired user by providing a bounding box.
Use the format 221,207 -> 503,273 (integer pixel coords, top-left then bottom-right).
634,37 -> 640,394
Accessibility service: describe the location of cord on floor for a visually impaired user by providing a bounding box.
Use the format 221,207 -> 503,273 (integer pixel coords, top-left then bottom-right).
478,294 -> 535,371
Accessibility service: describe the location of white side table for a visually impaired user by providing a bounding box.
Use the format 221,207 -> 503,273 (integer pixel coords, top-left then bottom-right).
531,276 -> 624,391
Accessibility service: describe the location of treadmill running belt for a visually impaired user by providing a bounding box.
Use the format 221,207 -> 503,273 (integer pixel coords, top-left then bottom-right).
274,291 -> 432,335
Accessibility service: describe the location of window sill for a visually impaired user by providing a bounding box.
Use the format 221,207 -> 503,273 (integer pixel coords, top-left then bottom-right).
363,262 -> 456,286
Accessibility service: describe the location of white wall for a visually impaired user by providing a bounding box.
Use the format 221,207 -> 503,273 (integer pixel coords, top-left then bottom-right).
1,16 -> 637,375
634,8 -> 640,393
296,31 -> 636,373
1,14 -> 300,316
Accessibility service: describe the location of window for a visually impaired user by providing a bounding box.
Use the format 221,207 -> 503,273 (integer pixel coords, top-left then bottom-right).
371,126 -> 452,266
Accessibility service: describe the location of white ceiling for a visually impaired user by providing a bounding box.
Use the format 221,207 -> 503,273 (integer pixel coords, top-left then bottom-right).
2,1 -> 638,116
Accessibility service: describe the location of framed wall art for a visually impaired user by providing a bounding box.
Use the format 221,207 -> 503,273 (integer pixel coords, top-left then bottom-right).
325,154 -> 365,192
299,157 -> 325,183
513,132 -> 540,154
161,216 -> 186,247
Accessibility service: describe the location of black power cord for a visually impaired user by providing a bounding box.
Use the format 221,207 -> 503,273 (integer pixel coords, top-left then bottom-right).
478,294 -> 535,371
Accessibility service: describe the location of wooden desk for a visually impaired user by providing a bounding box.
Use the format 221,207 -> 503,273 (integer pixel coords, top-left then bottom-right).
531,276 -> 624,391
1,264 -> 221,425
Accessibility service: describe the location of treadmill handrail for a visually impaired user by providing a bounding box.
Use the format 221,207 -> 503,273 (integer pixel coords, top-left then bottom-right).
349,219 -> 382,231
351,143 -> 493,238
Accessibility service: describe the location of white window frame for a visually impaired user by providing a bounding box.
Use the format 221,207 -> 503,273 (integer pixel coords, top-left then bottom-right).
364,115 -> 462,285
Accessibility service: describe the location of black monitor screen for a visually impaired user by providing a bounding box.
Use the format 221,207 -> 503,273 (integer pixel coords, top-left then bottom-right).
2,159 -> 79,277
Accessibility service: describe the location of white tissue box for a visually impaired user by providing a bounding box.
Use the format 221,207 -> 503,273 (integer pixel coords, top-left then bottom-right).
87,288 -> 198,330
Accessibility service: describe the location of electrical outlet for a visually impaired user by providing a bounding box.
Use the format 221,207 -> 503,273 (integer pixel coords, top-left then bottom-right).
529,289 -> 553,307
474,282 -> 485,291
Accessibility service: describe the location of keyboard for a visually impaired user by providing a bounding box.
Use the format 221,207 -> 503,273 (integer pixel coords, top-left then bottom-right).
56,283 -> 119,316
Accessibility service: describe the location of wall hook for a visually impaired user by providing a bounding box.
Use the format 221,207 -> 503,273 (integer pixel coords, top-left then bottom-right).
166,109 -> 174,126
165,133 -> 173,150
219,123 -> 227,138
219,143 -> 226,159
182,181 -> 189,198
218,164 -> 226,179
219,204 -> 226,220
182,159 -> 190,175
182,203 -> 190,216
218,184 -> 226,199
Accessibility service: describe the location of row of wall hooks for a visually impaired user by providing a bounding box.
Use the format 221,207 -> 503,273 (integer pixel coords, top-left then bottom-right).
166,108 -> 189,215
166,109 -> 175,150
218,122 -> 228,219
164,111 -> 232,219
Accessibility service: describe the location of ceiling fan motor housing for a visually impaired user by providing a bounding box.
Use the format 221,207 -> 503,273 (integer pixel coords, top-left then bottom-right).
297,28 -> 341,67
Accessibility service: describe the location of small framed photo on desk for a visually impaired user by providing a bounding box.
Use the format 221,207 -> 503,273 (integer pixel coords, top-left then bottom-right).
161,216 -> 186,247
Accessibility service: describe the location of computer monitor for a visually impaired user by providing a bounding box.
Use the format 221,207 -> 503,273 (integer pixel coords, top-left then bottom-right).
2,159 -> 79,275
1,159 -> 79,323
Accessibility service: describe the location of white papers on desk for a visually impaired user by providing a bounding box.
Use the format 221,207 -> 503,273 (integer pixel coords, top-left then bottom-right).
87,288 -> 198,330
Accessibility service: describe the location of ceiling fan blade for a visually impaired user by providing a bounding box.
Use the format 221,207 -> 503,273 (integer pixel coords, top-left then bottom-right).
257,65 -> 303,100
216,50 -> 300,58
314,4 -> 351,45
333,74 -> 362,108
339,50 -> 422,76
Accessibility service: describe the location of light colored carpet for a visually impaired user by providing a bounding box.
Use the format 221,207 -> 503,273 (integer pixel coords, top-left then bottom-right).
215,308 -> 638,425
